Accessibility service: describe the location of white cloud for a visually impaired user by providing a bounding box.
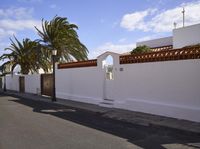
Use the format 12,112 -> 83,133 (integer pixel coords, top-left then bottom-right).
0,42 -> 9,50
0,29 -> 15,39
89,42 -> 135,58
0,19 -> 41,31
0,7 -> 34,19
120,1 -> 200,32
0,7 -> 40,31
120,9 -> 157,31
0,7 -> 41,54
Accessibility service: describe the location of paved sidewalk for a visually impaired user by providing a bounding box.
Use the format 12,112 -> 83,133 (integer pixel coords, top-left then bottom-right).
1,90 -> 200,134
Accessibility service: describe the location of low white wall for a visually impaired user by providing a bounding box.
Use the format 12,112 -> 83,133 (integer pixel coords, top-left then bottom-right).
25,74 -> 41,94
136,36 -> 173,48
56,66 -> 103,104
113,59 -> 200,122
6,75 -> 20,91
55,52 -> 200,122
173,23 -> 200,49
4,53 -> 200,122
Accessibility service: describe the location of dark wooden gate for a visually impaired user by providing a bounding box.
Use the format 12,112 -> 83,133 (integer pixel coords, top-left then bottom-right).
19,76 -> 25,93
41,74 -> 53,97
0,78 -> 2,89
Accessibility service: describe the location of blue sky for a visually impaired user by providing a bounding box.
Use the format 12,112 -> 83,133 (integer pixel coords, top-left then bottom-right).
0,0 -> 200,59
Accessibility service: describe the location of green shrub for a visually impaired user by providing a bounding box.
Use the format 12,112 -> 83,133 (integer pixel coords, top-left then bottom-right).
131,45 -> 152,54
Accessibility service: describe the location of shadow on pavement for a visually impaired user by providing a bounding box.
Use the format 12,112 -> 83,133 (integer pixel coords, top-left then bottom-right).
6,95 -> 200,149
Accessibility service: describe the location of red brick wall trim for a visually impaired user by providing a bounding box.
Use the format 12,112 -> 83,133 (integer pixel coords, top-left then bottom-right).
120,47 -> 200,64
58,59 -> 97,69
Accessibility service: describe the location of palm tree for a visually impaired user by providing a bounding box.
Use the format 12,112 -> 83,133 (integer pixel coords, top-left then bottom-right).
35,16 -> 88,62
0,36 -> 50,74
0,61 -> 11,76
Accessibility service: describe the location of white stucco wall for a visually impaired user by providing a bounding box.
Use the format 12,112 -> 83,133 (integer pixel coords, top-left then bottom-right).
56,66 -> 104,104
6,75 -> 20,91
4,52 -> 200,122
25,74 -> 41,94
136,36 -> 173,48
113,59 -> 200,122
5,74 -> 40,94
173,23 -> 200,49
55,52 -> 120,104
55,52 -> 200,122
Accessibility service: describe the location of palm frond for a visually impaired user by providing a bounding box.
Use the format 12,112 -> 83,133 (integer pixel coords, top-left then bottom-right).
35,16 -> 88,63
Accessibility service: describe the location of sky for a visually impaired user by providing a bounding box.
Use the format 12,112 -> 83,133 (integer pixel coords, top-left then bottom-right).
0,0 -> 200,60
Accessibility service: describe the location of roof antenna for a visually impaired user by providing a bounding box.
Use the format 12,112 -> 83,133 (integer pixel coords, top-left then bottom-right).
182,7 -> 185,27
174,22 -> 177,29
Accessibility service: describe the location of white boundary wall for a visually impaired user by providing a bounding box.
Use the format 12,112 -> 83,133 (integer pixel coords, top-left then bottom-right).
5,74 -> 41,94
113,59 -> 200,122
4,53 -> 200,122
56,52 -> 200,122
6,75 -> 20,91
25,74 -> 41,94
56,66 -> 104,104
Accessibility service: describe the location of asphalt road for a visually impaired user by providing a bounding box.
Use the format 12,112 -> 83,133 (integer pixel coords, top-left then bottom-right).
0,94 -> 200,149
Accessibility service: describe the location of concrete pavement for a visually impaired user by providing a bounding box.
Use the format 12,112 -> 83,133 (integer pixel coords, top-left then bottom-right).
1,90 -> 200,134
0,93 -> 200,149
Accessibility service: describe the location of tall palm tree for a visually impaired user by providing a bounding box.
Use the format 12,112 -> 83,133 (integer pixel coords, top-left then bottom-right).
35,16 -> 88,62
0,36 -> 50,74
0,61 -> 11,76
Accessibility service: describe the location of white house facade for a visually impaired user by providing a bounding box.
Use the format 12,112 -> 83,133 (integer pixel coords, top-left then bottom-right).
136,23 -> 200,49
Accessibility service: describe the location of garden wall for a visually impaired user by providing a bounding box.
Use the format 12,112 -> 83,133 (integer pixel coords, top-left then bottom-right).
5,74 -> 41,94
114,59 -> 200,122
6,75 -> 20,91
4,48 -> 200,122
56,49 -> 200,122
25,74 -> 41,94
56,60 -> 103,104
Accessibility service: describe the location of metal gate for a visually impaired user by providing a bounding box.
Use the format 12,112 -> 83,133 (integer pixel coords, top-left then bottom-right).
41,74 -> 53,97
19,76 -> 25,93
0,78 -> 2,89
